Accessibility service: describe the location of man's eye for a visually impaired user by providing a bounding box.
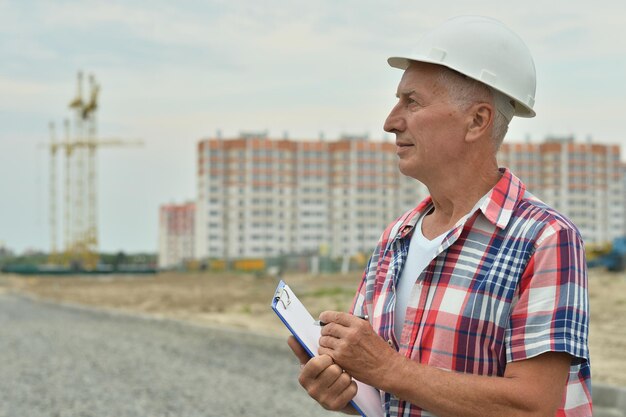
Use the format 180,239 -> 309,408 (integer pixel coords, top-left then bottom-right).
407,98 -> 420,107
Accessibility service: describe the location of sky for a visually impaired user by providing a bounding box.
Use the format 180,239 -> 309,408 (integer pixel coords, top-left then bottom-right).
1,0 -> 625,254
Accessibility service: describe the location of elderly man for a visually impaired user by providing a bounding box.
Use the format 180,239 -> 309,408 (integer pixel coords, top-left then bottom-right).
288,16 -> 591,417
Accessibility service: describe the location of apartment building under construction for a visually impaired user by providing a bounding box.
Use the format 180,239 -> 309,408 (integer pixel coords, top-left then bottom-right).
158,202 -> 195,269
498,136 -> 625,244
172,133 -> 626,266
194,133 -> 426,260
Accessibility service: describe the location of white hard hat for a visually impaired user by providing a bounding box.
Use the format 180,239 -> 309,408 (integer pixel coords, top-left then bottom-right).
388,15 -> 536,118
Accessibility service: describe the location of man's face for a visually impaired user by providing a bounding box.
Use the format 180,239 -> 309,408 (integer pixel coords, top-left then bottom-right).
384,62 -> 468,182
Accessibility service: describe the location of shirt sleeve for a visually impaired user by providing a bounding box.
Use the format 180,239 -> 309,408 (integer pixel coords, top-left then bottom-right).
506,226 -> 590,365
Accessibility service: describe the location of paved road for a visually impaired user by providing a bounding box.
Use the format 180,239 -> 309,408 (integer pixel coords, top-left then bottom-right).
0,293 -> 336,417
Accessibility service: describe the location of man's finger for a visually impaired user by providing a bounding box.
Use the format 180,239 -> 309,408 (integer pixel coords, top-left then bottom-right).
318,311 -> 343,325
299,354 -> 335,386
328,369 -> 355,392
320,321 -> 348,339
319,311 -> 355,327
329,380 -> 358,410
319,334 -> 341,350
287,336 -> 311,365
317,363 -> 345,388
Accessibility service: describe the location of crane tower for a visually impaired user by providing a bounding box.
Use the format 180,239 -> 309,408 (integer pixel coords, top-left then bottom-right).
45,72 -> 142,270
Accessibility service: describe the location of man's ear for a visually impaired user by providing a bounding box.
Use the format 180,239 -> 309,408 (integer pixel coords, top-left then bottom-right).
465,102 -> 494,143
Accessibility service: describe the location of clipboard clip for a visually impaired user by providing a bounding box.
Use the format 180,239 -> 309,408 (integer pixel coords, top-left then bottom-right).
274,285 -> 291,309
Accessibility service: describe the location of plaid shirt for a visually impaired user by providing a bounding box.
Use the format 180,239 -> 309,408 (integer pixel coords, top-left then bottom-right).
351,168 -> 591,417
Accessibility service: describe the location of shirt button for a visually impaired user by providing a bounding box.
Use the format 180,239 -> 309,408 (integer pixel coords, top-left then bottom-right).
387,339 -> 393,346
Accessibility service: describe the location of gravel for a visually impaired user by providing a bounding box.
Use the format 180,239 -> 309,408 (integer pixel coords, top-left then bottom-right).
0,293 -> 336,417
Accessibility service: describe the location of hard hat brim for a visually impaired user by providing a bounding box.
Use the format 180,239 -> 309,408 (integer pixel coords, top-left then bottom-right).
387,56 -> 536,118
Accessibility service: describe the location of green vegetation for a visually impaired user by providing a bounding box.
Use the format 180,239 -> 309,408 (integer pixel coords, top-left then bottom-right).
0,252 -> 47,269
307,286 -> 354,298
0,251 -> 157,271
99,252 -> 157,267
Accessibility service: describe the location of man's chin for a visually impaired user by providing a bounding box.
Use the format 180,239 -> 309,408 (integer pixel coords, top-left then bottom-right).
397,161 -> 420,179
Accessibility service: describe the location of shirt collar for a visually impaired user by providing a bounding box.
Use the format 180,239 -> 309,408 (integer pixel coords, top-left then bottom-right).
395,168 -> 526,239
479,167 -> 526,229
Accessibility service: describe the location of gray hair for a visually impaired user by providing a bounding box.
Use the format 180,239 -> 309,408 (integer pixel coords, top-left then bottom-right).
435,68 -> 510,150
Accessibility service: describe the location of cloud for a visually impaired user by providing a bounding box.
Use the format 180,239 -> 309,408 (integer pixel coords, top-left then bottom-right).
0,76 -> 68,118
0,76 -> 49,96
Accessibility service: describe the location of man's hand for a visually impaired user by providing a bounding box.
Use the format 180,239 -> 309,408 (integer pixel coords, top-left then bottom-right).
316,312 -> 572,417
287,336 -> 358,413
317,311 -> 397,386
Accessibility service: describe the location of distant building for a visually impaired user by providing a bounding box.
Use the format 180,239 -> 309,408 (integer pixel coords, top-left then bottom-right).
193,133 -> 624,258
158,202 -> 195,269
499,136 -> 624,244
623,162 -> 626,237
195,133 -> 426,260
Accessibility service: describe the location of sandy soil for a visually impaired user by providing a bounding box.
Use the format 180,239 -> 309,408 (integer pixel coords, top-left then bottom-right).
1,269 -> 624,385
0,272 -> 358,338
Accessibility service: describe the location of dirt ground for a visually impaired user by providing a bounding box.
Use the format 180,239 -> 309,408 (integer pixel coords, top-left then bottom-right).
1,269 -> 624,386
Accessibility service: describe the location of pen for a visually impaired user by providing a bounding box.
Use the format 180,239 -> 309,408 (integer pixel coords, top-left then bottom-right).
313,315 -> 369,326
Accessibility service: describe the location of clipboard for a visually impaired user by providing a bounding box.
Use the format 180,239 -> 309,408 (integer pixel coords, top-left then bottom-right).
271,280 -> 384,417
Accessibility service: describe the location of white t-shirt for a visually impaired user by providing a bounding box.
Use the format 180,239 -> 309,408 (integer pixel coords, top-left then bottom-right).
394,195 -> 488,342
394,210 -> 446,341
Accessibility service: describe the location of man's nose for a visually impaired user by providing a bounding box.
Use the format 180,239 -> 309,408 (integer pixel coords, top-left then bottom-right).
383,103 -> 405,133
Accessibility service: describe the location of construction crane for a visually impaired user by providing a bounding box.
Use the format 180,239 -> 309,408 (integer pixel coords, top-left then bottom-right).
43,71 -> 142,270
